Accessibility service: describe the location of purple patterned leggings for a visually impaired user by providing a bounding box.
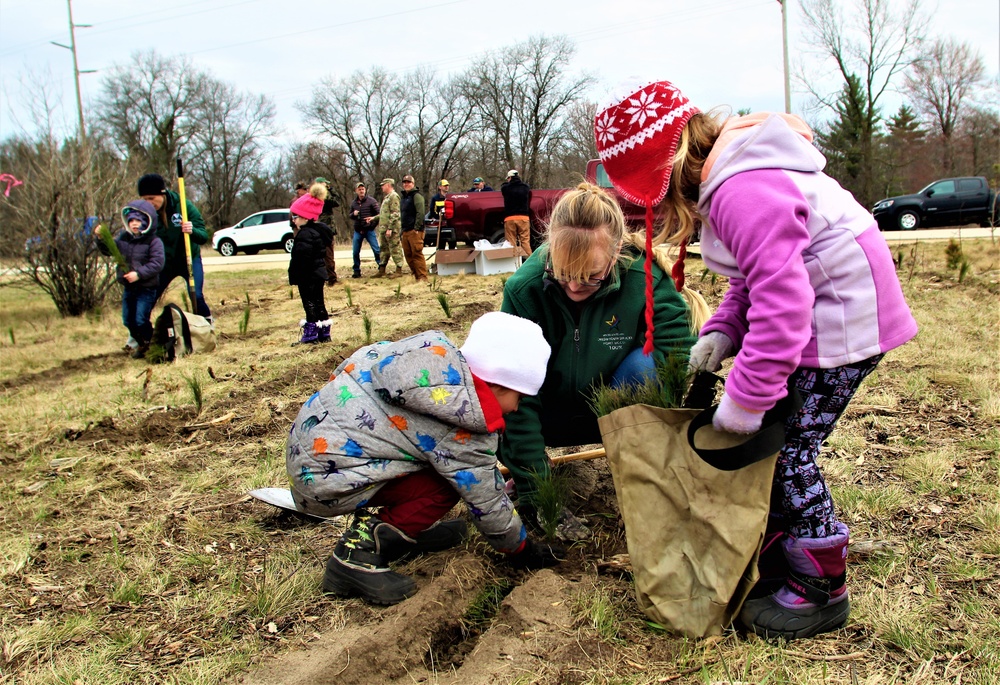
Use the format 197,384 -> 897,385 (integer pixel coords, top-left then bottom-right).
774,354 -> 883,539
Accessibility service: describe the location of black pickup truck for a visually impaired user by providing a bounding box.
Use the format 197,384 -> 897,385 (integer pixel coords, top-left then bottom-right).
872,176 -> 998,230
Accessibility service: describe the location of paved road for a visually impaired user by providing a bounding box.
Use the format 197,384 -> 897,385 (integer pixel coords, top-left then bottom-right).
200,227 -> 995,272
202,246 -> 437,272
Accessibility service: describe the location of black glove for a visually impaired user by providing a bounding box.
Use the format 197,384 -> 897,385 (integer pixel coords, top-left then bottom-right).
506,538 -> 565,569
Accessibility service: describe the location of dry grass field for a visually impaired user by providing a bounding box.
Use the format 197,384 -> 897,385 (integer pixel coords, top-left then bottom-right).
1,238 -> 998,685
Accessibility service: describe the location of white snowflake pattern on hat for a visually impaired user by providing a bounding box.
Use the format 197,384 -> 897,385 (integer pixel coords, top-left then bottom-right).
595,111 -> 620,145
625,88 -> 662,127
598,98 -> 698,160
593,79 -> 700,208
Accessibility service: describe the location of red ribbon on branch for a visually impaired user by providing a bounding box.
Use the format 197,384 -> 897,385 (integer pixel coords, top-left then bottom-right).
0,173 -> 24,197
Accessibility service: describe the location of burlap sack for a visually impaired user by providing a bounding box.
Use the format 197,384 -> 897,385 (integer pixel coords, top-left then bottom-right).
598,403 -> 781,637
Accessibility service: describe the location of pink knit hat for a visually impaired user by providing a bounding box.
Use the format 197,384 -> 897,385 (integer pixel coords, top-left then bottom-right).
594,79 -> 700,353
290,182 -> 328,221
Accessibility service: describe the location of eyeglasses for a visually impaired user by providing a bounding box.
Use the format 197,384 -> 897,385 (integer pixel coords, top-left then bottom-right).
402,179 -> 414,184
544,253 -> 616,288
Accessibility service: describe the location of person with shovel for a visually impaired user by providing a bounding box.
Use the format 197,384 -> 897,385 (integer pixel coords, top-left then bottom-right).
499,183 -> 700,542
137,173 -> 212,320
594,79 -> 918,639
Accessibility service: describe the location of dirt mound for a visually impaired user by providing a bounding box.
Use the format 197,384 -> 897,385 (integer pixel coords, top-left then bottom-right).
242,558 -> 580,685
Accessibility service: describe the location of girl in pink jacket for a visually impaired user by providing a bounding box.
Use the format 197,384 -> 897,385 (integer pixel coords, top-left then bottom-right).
595,80 -> 917,640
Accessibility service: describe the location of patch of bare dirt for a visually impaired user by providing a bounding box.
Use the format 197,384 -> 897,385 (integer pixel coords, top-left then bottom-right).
242,559 -> 582,685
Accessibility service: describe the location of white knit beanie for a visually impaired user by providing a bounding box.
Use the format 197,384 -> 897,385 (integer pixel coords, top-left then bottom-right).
460,312 -> 550,395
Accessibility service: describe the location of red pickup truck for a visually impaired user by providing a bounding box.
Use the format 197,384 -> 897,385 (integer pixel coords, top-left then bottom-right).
424,160 -> 647,249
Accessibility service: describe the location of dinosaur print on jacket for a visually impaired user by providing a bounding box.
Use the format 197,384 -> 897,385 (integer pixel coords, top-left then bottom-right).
285,329 -> 528,554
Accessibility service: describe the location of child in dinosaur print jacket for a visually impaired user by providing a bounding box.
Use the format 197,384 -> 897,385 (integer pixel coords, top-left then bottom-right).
286,311 -> 562,605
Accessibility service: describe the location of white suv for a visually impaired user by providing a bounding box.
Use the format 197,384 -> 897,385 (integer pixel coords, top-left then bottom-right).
212,209 -> 292,257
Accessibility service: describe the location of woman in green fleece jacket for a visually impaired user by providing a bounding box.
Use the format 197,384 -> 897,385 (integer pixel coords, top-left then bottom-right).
499,183 -> 697,540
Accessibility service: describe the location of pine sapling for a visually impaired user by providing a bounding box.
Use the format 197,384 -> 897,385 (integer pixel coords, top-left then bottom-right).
945,239 -> 963,270
345,285 -> 353,308
7,327 -> 13,345
529,469 -> 572,542
959,257 -> 972,283
96,224 -> 127,270
239,292 -> 251,336
362,311 -> 373,344
394,282 -> 402,299
184,373 -> 203,415
437,292 -> 452,318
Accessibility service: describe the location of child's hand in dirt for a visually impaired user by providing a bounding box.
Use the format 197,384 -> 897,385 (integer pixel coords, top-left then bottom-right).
507,538 -> 565,569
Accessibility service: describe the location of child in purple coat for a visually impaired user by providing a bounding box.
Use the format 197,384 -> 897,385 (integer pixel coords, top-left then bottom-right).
99,200 -> 165,359
595,80 -> 918,640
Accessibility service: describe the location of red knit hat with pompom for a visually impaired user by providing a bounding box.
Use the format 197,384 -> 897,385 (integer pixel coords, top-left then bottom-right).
594,80 -> 699,354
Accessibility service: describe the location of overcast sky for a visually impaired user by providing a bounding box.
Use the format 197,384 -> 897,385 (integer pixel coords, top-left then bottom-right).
1,0 -> 997,146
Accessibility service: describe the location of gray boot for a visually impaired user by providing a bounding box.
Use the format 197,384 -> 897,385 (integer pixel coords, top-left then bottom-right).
322,511 -> 417,605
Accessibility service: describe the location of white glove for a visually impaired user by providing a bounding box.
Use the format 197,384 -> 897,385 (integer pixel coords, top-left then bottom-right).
713,392 -> 765,434
689,331 -> 735,372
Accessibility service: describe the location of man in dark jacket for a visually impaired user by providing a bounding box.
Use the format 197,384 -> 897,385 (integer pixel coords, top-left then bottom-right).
501,170 -> 532,258
137,173 -> 212,320
468,177 -> 494,192
349,182 -> 381,278
399,174 -> 428,281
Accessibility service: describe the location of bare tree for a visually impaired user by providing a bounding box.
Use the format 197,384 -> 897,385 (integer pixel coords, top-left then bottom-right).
798,0 -> 928,206
5,135 -> 138,315
904,37 -> 987,175
96,51 -> 209,174
286,142 -> 352,237
958,105 -> 1000,181
235,154 -> 295,219
459,35 -> 592,184
551,99 -> 599,188
401,69 -> 475,192
191,81 -> 277,228
514,36 -> 593,183
299,67 -> 410,185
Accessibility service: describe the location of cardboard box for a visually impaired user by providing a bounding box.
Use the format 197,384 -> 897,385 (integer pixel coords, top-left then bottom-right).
434,248 -> 477,276
474,246 -> 520,275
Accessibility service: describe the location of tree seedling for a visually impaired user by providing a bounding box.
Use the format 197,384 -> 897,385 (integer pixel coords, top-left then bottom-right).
437,292 -> 451,318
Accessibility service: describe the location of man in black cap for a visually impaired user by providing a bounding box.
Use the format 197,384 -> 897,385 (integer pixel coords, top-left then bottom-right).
137,172 -> 213,320
468,177 -> 494,192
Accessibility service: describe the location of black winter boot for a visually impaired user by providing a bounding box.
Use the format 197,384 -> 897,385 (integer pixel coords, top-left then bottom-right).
373,518 -> 469,563
322,511 -> 416,605
739,523 -> 851,640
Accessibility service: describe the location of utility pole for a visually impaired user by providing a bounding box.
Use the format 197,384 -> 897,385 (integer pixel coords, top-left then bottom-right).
51,0 -> 95,141
780,0 -> 791,114
51,0 -> 96,214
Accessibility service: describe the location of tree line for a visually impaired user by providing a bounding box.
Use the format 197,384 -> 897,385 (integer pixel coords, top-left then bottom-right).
1,0 -> 997,316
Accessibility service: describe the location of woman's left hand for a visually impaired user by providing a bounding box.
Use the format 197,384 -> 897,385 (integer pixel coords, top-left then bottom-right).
181,221 -> 193,234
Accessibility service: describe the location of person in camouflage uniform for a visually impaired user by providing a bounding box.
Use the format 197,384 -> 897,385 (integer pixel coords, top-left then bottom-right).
375,178 -> 404,278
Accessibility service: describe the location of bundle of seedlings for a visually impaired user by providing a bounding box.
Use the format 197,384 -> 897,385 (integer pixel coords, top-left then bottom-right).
588,350 -> 692,418
95,223 -> 127,270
